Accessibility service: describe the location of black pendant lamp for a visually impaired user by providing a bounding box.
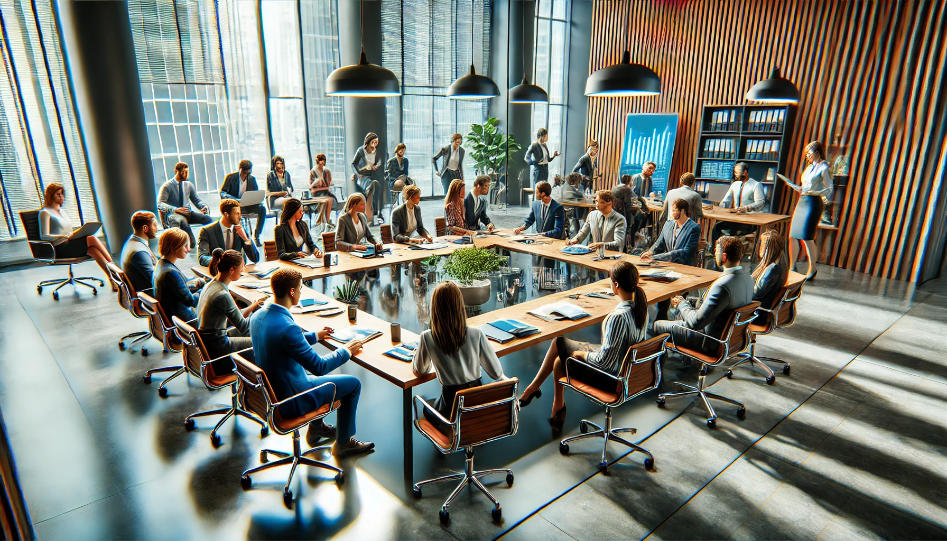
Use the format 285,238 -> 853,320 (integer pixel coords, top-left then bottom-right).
585,2 -> 660,97
448,0 -> 499,100
509,0 -> 547,104
745,67 -> 799,104
326,1 -> 400,97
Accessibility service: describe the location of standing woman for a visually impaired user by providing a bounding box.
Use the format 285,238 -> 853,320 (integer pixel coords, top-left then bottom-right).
266,155 -> 294,214
518,261 -> 648,431
274,198 -> 324,261
38,182 -> 115,290
524,127 -> 560,188
335,194 -> 381,252
197,248 -> 265,360
777,141 -> 833,281
308,153 -> 336,226
153,228 -> 205,322
443,178 -> 471,236
752,229 -> 791,308
351,132 -> 383,225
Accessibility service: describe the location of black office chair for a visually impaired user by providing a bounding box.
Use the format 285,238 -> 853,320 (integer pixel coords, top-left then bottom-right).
19,209 -> 103,299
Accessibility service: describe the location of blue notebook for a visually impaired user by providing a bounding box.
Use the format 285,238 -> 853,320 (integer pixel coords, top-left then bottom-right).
560,245 -> 592,255
488,319 -> 540,338
383,346 -> 414,362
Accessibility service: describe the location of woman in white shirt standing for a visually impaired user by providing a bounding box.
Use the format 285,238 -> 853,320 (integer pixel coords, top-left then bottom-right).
412,280 -> 506,431
38,182 -> 115,290
778,140 -> 834,281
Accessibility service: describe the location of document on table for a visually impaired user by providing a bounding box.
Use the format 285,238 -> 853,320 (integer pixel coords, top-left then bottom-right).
639,268 -> 683,282
68,221 -> 102,240
412,242 -> 449,250
527,301 -> 590,321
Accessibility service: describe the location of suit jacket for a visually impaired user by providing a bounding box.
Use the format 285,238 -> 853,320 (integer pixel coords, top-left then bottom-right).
274,221 -> 317,260
649,219 -> 700,265
120,235 -> 156,294
352,147 -> 382,181
463,192 -> 491,230
265,171 -> 294,208
574,209 -> 627,252
572,153 -> 596,179
157,178 -> 207,223
249,302 -> 352,418
391,203 -> 429,243
432,145 -> 465,178
220,172 -> 260,203
525,141 -> 556,183
153,258 -> 201,323
720,178 -> 767,212
630,173 -> 652,198
335,212 -> 377,251
196,279 -> 249,359
753,261 -> 789,309
197,220 -> 260,267
661,186 -> 705,223
386,156 -> 409,187
523,199 -> 565,239
675,266 -> 754,352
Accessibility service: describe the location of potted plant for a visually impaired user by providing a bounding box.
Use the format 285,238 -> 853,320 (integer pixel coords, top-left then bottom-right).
467,117 -> 522,205
334,280 -> 361,304
442,247 -> 506,305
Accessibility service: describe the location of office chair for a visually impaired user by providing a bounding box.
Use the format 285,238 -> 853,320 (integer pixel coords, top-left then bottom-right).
262,240 -> 278,262
559,334 -> 668,473
380,224 -> 393,245
19,209 -> 104,299
434,217 -> 447,237
657,302 -> 759,428
412,378 -> 519,525
137,292 -> 186,397
106,262 -> 153,355
233,351 -> 343,507
385,179 -> 405,223
726,282 -> 803,382
321,231 -> 336,253
171,317 -> 268,445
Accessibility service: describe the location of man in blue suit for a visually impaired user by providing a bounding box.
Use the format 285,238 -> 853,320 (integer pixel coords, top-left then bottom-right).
513,181 -> 565,239
249,269 -> 374,456
220,159 -> 266,245
642,199 -> 701,265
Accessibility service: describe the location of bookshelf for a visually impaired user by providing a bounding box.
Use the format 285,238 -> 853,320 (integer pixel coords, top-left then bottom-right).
693,104 -> 797,213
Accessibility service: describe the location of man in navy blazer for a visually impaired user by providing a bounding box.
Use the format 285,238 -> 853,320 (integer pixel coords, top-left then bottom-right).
642,199 -> 701,265
514,181 -> 565,239
464,175 -> 495,231
220,160 -> 266,243
249,269 -> 374,456
120,211 -> 159,294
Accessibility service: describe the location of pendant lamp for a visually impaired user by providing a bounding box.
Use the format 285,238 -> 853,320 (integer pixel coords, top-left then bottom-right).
326,1 -> 400,97
509,0 -> 547,104
585,2 -> 660,97
448,0 -> 499,100
745,67 -> 799,104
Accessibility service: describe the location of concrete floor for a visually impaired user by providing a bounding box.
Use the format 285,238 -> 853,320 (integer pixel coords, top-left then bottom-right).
2,201 -> 945,540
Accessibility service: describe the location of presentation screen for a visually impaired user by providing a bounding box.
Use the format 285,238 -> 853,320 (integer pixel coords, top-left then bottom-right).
618,113 -> 679,197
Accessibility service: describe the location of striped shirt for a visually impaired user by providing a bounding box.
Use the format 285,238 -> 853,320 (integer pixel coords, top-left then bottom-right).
586,300 -> 648,375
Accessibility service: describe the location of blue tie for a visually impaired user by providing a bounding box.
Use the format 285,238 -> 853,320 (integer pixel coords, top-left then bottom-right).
178,181 -> 185,208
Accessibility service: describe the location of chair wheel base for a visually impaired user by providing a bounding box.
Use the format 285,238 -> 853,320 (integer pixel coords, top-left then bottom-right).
260,426 -> 269,437
765,375 -> 775,385
439,509 -> 450,525
783,365 -> 791,375
737,407 -> 747,419
707,418 -> 716,428
335,472 -> 344,486
260,451 -> 268,463
644,457 -> 654,471
598,461 -> 608,473
726,370 -> 733,379
241,476 -> 251,489
143,374 -> 151,384
37,286 -> 42,294
579,421 -> 589,434
211,434 -> 221,446
412,486 -> 422,498
92,288 -> 97,296
184,418 -> 195,430
559,442 -> 569,455
492,507 -> 502,522
506,472 -> 514,486
53,292 -> 59,300
141,348 -> 149,357
283,490 -> 293,507
118,342 -> 126,351
656,397 -> 666,407
158,386 -> 168,397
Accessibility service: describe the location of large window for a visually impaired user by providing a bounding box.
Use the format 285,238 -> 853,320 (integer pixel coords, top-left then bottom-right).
0,0 -> 97,250
300,1 -> 346,177
531,0 -> 570,178
382,0 -> 492,197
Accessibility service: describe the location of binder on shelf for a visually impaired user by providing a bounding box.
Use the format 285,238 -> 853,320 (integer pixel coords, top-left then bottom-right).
770,140 -> 780,160
728,109 -> 736,131
777,109 -> 785,131
766,110 -> 776,130
749,110 -> 758,131
762,140 -> 773,160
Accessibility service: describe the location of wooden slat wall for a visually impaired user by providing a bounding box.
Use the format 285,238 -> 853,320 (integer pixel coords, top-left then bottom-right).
586,0 -> 947,283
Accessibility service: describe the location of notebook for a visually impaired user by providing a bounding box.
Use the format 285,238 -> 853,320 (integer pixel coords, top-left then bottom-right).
585,291 -> 614,299
528,301 -> 590,321
452,237 -> 474,244
328,327 -> 383,344
560,245 -> 592,255
68,221 -> 102,240
639,268 -> 683,282
291,257 -> 326,269
383,346 -> 414,362
411,242 -> 449,250
488,319 -> 540,338
480,324 -> 515,344
249,267 -> 278,279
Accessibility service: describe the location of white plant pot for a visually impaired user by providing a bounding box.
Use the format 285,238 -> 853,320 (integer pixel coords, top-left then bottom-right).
452,279 -> 492,306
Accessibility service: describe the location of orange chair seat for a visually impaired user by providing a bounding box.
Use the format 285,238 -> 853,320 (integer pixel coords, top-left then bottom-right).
558,377 -> 620,404
273,400 -> 341,432
205,370 -> 237,388
667,342 -> 721,364
417,418 -> 452,449
748,322 -> 769,334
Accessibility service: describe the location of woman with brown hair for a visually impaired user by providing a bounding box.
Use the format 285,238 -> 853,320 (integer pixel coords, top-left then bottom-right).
351,132 -> 383,225
752,229 -> 790,309
38,182 -> 115,289
308,153 -> 336,226
777,140 -> 834,281
519,261 -> 649,431
335,193 -> 381,252
153,228 -> 204,322
411,281 -> 506,429
443,178 -> 471,235
274,198 -> 323,260
196,248 -> 265,359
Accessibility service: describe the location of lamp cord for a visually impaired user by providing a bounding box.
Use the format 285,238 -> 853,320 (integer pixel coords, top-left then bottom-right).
522,0 -> 529,80
360,0 -> 365,53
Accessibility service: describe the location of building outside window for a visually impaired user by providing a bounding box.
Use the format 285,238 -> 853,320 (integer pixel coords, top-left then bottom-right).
531,0 -> 570,179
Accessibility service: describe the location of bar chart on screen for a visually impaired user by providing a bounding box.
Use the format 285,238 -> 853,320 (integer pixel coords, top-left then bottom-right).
619,113 -> 680,196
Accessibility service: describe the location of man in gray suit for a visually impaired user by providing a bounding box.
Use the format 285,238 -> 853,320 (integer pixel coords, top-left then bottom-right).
652,236 -> 753,354
566,189 -> 626,252
157,162 -> 213,247
196,198 -> 260,267
661,172 -> 704,224
464,175 -> 495,231
432,133 -> 465,194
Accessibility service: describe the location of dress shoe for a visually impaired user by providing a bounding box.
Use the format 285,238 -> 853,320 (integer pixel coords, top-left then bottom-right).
548,405 -> 567,430
518,389 -> 542,408
332,437 -> 375,457
805,268 -> 818,282
254,236 -> 262,247
305,420 -> 336,446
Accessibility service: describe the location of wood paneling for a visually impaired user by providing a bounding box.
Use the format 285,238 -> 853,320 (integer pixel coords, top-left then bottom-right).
586,0 -> 947,282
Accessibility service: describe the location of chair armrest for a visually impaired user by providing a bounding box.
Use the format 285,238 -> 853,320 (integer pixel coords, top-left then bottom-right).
412,394 -> 453,426
29,240 -> 57,264
271,381 -> 337,409
665,322 -> 725,350
564,356 -> 623,387
201,347 -> 253,367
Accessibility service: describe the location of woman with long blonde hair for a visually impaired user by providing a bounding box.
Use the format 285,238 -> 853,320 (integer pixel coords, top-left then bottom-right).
443,178 -> 471,235
777,140 -> 833,281
334,193 -> 380,252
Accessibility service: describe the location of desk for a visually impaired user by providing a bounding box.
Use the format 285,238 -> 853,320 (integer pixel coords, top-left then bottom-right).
559,198 -> 596,209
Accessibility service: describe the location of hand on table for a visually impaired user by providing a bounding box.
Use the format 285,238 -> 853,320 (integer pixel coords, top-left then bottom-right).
670,296 -> 684,309
641,251 -> 653,260
513,226 -> 525,235
487,223 -> 495,232
249,298 -> 265,312
589,242 -> 604,251
313,248 -> 324,258
346,339 -> 363,356
316,327 -> 334,341
353,244 -> 367,251
566,238 -> 576,246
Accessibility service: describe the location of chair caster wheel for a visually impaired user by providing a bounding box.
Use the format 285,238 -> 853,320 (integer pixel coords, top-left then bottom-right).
726,370 -> 733,379
283,490 -> 293,507
141,348 -> 149,357
184,418 -> 195,430
143,374 -> 151,384
644,457 -> 655,471
579,421 -> 589,434
783,365 -> 791,375
439,509 -> 450,525
92,288 -> 97,296
765,375 -> 775,385
241,476 -> 251,489
335,472 -> 344,486
158,386 -> 168,397
413,486 -> 422,498
37,286 -> 42,294
260,426 -> 269,437
559,443 -> 569,455
211,434 -> 221,446
598,461 -> 608,473
53,292 -> 59,300
737,407 -> 746,419
656,397 -> 666,407
492,507 -> 502,522
260,451 -> 268,463
506,472 -> 514,486
119,342 -> 126,351
707,418 -> 716,428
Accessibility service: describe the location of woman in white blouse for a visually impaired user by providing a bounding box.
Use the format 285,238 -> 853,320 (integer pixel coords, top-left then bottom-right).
412,280 -> 507,431
38,182 -> 115,290
777,140 -> 834,281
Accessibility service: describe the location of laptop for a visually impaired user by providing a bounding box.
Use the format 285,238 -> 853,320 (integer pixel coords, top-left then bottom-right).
239,190 -> 265,207
704,183 -> 731,205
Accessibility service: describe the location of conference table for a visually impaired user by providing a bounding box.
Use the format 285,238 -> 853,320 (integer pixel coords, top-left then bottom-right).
194,232 -> 727,490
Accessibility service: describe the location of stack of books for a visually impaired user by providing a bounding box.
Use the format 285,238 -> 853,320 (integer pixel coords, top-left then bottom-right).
481,320 -> 540,344
746,140 -> 781,161
746,109 -> 786,132
702,138 -> 737,159
709,109 -> 739,131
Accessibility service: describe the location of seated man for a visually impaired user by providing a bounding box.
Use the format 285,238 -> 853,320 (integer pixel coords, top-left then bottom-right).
221,159 -> 266,246
120,211 -> 159,294
661,172 -> 704,224
616,174 -> 649,242
566,189 -> 626,252
712,162 -> 767,243
652,236 -> 753,354
642,199 -> 701,265
464,175 -> 495,232
157,161 -> 213,248
513,180 -> 565,239
249,268 -> 374,455
197,199 -> 260,267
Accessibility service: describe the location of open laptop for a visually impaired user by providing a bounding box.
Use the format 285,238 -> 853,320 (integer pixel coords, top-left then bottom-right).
239,190 -> 265,207
703,183 -> 731,205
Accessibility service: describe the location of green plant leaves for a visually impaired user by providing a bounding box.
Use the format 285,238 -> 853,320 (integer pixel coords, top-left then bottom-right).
334,280 -> 360,303
466,117 -> 522,176
442,247 -> 507,285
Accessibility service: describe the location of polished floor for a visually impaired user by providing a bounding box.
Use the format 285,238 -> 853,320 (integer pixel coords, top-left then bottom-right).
1,204 -> 945,540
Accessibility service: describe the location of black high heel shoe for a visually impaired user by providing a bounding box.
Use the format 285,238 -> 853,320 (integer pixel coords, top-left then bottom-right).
548,406 -> 567,430
806,268 -> 818,282
518,389 -> 542,408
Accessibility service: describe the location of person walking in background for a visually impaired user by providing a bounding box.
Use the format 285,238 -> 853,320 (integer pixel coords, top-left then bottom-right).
157,162 -> 213,248
778,140 -> 833,281
432,133 -> 465,195
571,140 -> 599,191
352,132 -> 383,225
525,128 -> 560,188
